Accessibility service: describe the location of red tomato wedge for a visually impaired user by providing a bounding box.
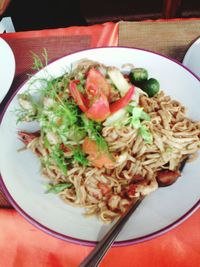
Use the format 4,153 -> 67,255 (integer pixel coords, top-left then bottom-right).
69,80 -> 110,121
69,73 -> 134,121
86,68 -> 111,98
109,85 -> 135,114
82,137 -> 115,169
85,92 -> 110,122
69,81 -> 88,112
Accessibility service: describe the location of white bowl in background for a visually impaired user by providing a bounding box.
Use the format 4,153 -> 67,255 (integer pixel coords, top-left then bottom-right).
183,37 -> 200,78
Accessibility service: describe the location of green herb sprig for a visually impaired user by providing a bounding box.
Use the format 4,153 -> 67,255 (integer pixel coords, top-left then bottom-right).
46,183 -> 72,194
31,48 -> 48,71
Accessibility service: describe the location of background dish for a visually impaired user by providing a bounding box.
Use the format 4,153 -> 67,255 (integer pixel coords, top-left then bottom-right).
183,37 -> 200,78
0,47 -> 200,246
0,37 -> 15,103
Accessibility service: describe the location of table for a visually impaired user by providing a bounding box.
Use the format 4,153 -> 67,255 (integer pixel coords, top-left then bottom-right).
0,20 -> 200,267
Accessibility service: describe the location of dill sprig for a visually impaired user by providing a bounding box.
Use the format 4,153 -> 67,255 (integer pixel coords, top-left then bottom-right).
50,145 -> 68,175
72,145 -> 88,166
17,50 -> 111,173
31,48 -> 48,71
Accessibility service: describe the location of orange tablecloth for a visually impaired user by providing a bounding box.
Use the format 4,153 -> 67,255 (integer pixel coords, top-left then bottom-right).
0,21 -> 200,267
0,209 -> 199,267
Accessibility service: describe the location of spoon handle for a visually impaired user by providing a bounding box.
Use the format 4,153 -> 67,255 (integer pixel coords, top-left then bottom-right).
79,196 -> 144,267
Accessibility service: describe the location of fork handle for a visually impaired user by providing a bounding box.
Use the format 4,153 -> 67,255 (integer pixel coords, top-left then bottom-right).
79,196 -> 144,267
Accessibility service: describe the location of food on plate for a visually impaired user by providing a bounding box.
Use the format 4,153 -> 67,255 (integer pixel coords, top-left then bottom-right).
130,67 -> 148,85
16,59 -> 200,223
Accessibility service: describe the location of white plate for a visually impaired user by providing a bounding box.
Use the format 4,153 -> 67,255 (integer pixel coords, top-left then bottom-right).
183,37 -> 200,77
0,47 -> 200,246
0,37 -> 15,103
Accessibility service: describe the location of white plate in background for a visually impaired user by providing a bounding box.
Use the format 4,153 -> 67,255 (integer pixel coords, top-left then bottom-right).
183,37 -> 200,78
0,37 -> 15,103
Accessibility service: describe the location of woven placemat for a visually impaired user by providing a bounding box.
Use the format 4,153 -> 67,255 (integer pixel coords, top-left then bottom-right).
0,34 -> 91,208
119,19 -> 200,62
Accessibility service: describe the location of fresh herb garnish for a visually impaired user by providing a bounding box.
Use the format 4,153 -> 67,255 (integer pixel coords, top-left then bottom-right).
31,48 -> 48,71
16,50 -> 110,174
139,125 -> 153,144
50,144 -> 68,175
127,106 -> 153,144
46,183 -> 72,194
81,114 -> 108,151
73,145 -> 88,166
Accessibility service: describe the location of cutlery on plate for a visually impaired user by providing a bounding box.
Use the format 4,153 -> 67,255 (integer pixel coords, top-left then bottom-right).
79,157 -> 188,267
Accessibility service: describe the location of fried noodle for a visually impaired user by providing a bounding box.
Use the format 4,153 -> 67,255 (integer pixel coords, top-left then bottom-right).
27,91 -> 200,222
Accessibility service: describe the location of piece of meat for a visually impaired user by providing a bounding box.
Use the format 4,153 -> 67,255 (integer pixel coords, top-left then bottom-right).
156,170 -> 181,186
97,182 -> 111,196
18,131 -> 40,145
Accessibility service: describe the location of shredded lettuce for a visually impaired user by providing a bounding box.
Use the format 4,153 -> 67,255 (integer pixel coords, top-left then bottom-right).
139,125 -> 153,144
103,109 -> 127,126
107,68 -> 130,96
130,107 -> 143,128
127,106 -> 153,144
140,111 -> 151,121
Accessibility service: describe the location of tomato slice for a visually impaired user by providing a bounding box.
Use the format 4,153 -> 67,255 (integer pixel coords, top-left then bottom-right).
110,85 -> 135,114
69,81 -> 110,121
86,68 -> 111,98
85,92 -> 110,122
69,81 -> 88,112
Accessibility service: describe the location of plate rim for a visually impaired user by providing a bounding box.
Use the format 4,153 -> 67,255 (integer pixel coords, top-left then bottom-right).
0,37 -> 16,103
0,46 -> 200,247
0,174 -> 199,247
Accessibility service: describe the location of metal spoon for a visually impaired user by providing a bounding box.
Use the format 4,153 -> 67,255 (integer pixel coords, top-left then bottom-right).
79,157 -> 188,267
